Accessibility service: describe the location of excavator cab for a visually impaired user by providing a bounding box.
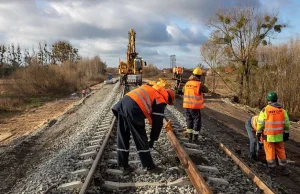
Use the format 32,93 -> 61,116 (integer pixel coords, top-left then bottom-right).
134,57 -> 144,74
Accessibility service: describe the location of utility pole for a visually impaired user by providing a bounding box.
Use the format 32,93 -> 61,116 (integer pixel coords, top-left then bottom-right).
170,55 -> 176,69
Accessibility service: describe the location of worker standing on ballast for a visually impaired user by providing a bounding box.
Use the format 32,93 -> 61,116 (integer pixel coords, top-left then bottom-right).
112,83 -> 175,175
256,92 -> 290,175
182,67 -> 208,143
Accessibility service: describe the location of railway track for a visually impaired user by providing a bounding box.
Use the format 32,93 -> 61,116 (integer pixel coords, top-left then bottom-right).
51,82 -> 276,194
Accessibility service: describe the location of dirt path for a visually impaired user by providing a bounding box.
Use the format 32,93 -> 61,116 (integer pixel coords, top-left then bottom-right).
0,99 -> 77,144
174,95 -> 300,194
0,83 -> 115,193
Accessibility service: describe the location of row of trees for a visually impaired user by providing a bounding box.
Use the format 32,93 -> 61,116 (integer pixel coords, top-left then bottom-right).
0,41 -> 80,68
0,40 -> 107,96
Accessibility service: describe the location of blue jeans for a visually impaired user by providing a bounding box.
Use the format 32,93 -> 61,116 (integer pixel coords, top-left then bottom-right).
245,119 -> 259,155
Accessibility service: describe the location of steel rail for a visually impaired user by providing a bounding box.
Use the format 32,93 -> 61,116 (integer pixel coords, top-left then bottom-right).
164,120 -> 213,194
220,143 -> 277,194
79,85 -> 125,194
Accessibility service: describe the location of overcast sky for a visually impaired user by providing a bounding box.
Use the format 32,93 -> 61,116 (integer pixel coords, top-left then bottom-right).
0,0 -> 299,68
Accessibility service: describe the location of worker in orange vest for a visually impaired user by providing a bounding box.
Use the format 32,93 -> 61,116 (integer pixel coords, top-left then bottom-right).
256,92 -> 290,175
112,83 -> 175,175
182,67 -> 208,143
245,115 -> 263,161
82,89 -> 86,98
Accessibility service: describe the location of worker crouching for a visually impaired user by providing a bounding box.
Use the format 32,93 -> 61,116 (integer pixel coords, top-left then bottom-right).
112,83 -> 175,175
245,115 -> 263,161
256,92 -> 290,175
182,67 -> 208,143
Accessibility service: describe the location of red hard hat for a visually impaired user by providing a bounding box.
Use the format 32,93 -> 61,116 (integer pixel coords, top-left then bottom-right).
166,89 -> 175,105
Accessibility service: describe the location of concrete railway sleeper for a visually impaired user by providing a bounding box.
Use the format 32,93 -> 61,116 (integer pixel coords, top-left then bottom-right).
79,85 -> 228,194
166,105 -> 277,193
50,83 -> 273,194
42,82 -> 124,194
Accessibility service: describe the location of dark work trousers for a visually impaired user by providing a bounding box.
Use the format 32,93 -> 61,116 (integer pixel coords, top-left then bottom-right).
117,113 -> 154,168
185,108 -> 202,132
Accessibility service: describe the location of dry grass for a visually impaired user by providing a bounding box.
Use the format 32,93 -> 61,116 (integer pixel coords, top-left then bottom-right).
0,56 -> 106,113
0,98 -> 24,112
215,38 -> 300,120
249,39 -> 300,119
12,57 -> 105,96
143,64 -> 161,77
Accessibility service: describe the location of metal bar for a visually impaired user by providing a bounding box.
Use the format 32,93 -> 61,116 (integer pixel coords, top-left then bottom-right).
79,117 -> 116,194
219,143 -> 277,194
164,120 -> 213,194
79,85 -> 124,194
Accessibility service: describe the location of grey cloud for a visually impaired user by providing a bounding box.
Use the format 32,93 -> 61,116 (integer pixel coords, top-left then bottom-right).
0,0 -> 263,68
123,0 -> 261,23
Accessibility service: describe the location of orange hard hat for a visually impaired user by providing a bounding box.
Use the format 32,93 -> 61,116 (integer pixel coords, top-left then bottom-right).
166,89 -> 175,105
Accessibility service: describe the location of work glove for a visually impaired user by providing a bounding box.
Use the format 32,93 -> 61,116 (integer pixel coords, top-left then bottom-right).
283,133 -> 289,142
148,140 -> 154,148
256,133 -> 262,143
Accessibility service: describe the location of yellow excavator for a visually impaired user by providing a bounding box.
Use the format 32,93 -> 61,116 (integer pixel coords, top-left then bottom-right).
119,29 -> 147,85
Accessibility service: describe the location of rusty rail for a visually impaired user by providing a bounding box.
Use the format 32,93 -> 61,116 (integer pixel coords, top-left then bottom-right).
220,143 -> 276,194
164,120 -> 213,194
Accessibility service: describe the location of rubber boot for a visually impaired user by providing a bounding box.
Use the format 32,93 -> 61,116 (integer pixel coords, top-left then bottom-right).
188,133 -> 193,143
193,134 -> 200,143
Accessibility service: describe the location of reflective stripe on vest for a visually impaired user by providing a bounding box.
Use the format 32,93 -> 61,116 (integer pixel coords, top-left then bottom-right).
251,115 -> 258,131
264,105 -> 285,136
131,90 -> 151,115
183,80 -> 204,109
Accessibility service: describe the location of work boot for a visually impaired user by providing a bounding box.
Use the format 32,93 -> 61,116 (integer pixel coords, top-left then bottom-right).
188,133 -> 193,143
147,165 -> 163,174
193,134 -> 200,143
123,166 -> 135,176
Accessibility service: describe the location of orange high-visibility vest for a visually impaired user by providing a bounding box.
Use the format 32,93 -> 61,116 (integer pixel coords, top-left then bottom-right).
251,115 -> 258,131
264,105 -> 285,136
126,84 -> 168,125
183,80 -> 204,109
177,67 -> 182,74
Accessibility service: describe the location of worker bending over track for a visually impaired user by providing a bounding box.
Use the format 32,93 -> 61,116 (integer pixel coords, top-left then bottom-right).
112,83 -> 175,175
256,92 -> 290,175
182,67 -> 208,143
245,115 -> 264,161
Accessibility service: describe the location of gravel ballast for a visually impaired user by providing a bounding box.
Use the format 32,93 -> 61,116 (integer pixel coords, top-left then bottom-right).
8,83 -> 121,194
165,106 -> 259,193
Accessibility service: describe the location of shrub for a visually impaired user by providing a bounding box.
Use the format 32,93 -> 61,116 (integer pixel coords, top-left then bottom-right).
143,64 -> 160,77
11,56 -> 107,96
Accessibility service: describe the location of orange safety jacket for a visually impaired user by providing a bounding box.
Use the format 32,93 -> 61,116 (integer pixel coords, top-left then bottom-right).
251,115 -> 258,132
183,80 -> 204,109
126,84 -> 168,125
177,67 -> 182,74
263,105 -> 285,136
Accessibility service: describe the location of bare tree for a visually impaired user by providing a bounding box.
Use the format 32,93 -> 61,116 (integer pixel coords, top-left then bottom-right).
200,39 -> 224,93
207,6 -> 285,103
